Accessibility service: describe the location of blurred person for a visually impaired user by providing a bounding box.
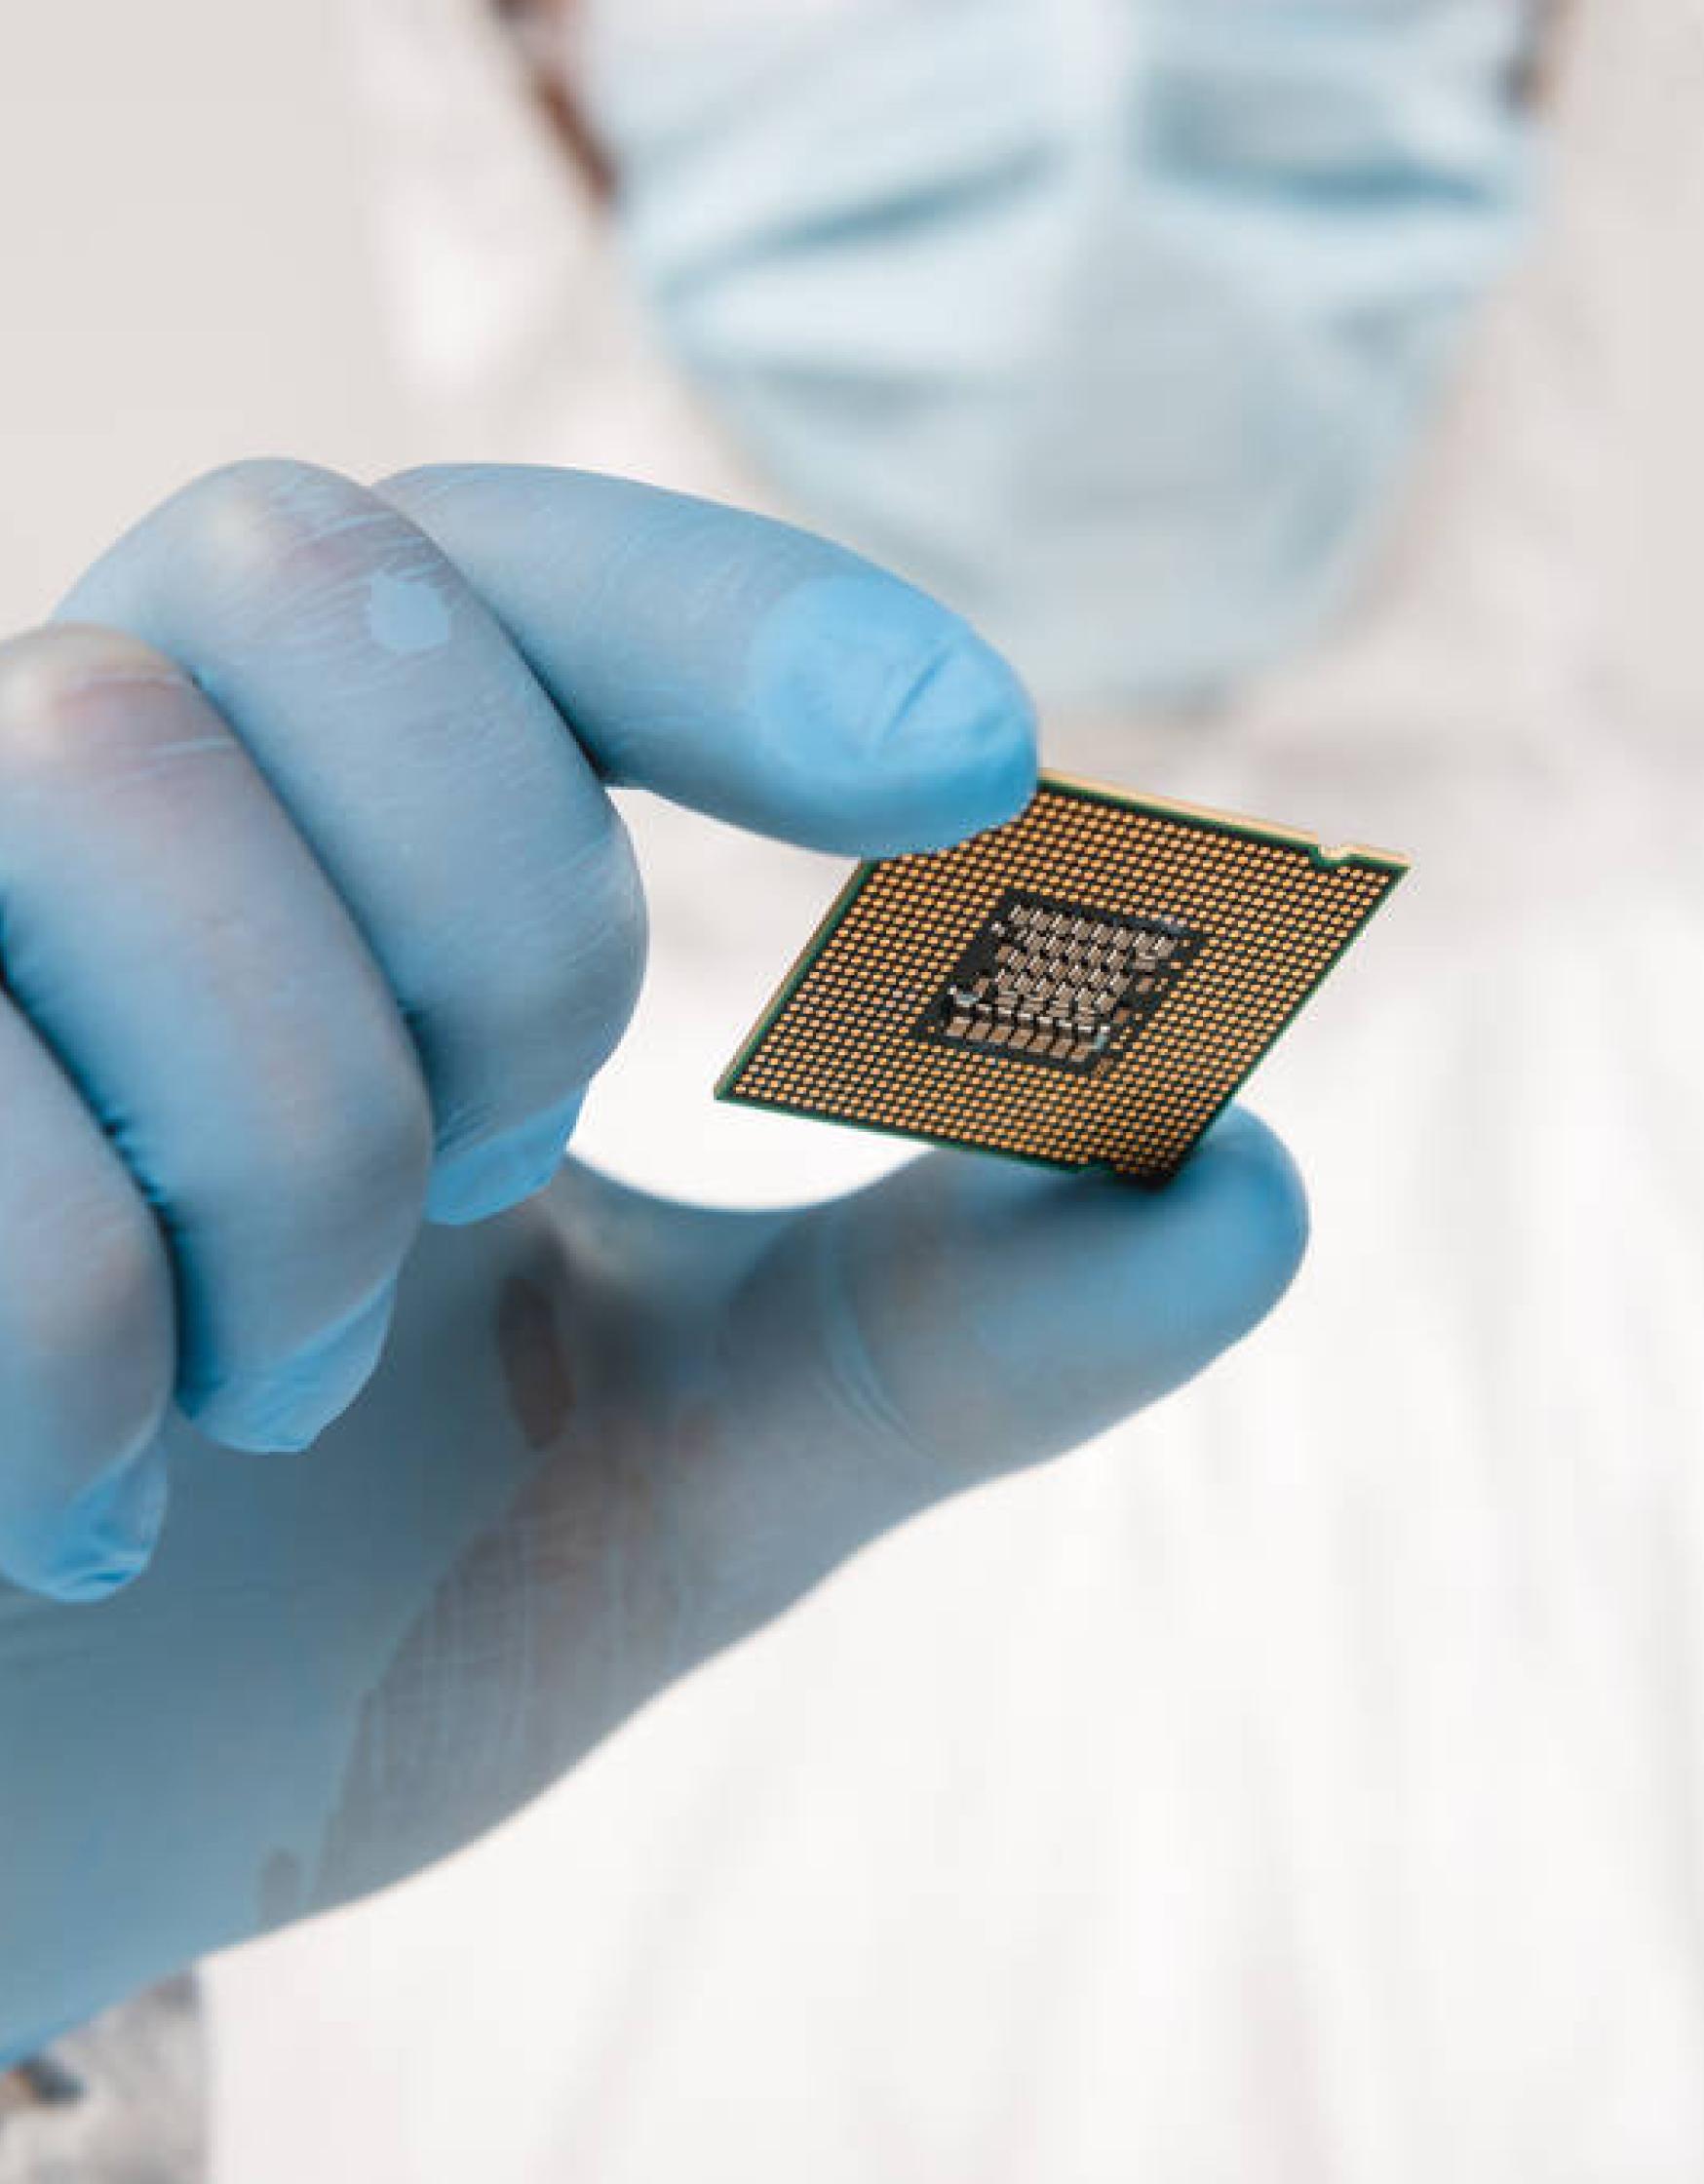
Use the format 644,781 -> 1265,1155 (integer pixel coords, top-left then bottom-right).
9,2 -> 1703,2182
221,3 -> 1703,2179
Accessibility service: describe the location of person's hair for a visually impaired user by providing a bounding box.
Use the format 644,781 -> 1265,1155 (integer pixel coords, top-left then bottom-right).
492,0 -> 613,197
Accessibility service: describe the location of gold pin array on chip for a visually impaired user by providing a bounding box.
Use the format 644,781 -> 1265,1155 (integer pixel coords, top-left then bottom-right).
716,771 -> 1408,1185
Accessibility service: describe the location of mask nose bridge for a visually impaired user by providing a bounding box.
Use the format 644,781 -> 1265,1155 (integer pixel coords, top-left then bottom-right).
1026,0 -> 1143,351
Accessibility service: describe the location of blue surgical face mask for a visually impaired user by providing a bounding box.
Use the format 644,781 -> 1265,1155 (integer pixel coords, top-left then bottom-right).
583,0 -> 1537,710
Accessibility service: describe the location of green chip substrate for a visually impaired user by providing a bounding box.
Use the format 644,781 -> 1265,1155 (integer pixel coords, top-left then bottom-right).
716,770 -> 1408,1185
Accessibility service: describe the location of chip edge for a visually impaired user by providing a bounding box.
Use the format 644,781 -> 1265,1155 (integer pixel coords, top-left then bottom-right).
713,858 -> 879,1099
713,770 -> 1412,1179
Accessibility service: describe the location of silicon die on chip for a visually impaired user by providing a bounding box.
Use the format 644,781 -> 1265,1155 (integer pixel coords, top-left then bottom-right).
912,889 -> 1203,1075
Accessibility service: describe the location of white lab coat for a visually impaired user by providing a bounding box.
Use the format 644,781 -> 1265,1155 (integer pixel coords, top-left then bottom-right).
208,4 -> 1704,2178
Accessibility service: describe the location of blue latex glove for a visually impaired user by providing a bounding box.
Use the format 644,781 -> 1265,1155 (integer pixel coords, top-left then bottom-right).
0,462 -> 1304,2057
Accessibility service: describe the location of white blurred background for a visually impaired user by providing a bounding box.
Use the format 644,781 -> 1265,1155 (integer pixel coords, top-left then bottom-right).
0,0 -> 421,630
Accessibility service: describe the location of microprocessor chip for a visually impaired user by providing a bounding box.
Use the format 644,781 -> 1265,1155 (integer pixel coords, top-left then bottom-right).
716,771 -> 1407,1184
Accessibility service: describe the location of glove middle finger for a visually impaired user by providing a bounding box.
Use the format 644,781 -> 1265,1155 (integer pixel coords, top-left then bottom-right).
0,622 -> 433,1465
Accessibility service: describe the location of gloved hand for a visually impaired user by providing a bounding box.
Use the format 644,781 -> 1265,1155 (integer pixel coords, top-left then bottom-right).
0,461 -> 1305,2057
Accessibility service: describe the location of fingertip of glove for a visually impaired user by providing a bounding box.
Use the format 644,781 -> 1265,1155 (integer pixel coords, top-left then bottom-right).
883,633 -> 1039,843
750,574 -> 1037,853
426,1095 -> 585,1227
184,1280 -> 399,1456
5,1450 -> 169,1605
1171,1108 -> 1309,1335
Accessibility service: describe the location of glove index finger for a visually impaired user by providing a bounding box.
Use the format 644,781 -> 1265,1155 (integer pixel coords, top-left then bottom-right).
376,464 -> 1038,857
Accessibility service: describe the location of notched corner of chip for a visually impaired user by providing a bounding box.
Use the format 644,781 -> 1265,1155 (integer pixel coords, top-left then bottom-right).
716,771 -> 1407,1184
